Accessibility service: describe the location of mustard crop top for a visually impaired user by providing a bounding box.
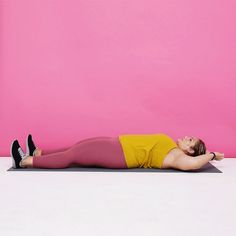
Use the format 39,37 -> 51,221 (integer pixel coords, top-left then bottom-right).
118,133 -> 178,169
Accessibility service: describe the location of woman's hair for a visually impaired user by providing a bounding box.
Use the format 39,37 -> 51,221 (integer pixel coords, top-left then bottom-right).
189,139 -> 206,157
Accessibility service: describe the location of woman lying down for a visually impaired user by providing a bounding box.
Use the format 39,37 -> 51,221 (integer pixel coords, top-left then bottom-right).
10,133 -> 224,171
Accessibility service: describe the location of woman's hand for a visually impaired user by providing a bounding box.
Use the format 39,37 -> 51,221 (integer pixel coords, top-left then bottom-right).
213,152 -> 224,161
206,150 -> 224,161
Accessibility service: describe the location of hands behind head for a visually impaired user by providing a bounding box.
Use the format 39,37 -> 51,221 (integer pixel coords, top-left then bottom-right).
206,150 -> 224,161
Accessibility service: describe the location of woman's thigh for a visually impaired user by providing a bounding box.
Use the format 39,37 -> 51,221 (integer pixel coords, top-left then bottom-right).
70,136 -> 128,168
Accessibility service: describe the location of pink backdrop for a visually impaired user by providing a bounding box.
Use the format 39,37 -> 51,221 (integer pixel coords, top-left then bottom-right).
1,0 -> 235,157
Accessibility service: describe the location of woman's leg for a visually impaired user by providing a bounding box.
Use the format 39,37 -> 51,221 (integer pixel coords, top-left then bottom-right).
34,137 -> 110,156
20,137 -> 127,169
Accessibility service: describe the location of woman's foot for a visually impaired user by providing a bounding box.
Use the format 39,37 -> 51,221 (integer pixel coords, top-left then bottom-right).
10,140 -> 27,168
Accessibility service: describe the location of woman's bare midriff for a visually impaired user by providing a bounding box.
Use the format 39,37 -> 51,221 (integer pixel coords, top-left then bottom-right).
161,148 -> 183,169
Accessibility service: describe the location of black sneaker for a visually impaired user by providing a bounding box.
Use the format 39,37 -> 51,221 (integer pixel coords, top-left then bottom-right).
10,140 -> 26,168
26,134 -> 37,156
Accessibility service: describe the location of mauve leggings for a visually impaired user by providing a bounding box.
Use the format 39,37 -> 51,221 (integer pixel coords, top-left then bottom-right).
32,136 -> 128,169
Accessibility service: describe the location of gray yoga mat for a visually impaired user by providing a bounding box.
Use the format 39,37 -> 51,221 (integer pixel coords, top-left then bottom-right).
7,162 -> 222,173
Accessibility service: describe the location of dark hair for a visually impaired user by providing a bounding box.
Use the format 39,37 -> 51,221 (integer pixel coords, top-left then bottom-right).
189,139 -> 206,157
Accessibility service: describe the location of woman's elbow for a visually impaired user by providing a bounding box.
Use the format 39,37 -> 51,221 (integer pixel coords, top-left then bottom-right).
171,155 -> 200,171
178,162 -> 200,171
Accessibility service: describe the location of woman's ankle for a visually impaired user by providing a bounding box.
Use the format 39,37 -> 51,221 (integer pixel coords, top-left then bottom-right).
19,160 -> 26,168
20,156 -> 33,168
19,161 -> 24,168
33,148 -> 42,156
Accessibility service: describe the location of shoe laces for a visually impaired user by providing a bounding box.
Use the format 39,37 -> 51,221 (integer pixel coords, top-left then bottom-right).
18,147 -> 26,158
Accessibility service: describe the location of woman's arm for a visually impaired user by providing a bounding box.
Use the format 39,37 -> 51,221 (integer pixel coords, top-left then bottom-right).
192,153 -> 216,169
170,154 -> 199,171
171,152 -> 224,171
194,151 -> 224,169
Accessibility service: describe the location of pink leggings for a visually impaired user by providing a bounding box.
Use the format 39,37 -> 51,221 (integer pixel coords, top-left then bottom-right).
32,136 -> 128,169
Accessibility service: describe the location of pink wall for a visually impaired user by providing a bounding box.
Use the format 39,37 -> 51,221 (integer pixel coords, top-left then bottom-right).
1,0 -> 236,157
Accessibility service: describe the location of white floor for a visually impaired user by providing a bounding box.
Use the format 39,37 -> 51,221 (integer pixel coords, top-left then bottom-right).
0,157 -> 235,236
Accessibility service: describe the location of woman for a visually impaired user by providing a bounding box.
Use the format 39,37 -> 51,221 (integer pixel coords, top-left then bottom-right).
10,133 -> 224,170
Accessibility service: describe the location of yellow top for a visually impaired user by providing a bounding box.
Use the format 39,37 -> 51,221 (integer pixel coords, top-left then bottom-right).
118,133 -> 178,169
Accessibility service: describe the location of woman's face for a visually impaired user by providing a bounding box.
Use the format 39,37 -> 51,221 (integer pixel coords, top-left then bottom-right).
177,136 -> 199,155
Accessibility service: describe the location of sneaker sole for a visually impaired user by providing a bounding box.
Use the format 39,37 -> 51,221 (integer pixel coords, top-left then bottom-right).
10,140 -> 17,168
